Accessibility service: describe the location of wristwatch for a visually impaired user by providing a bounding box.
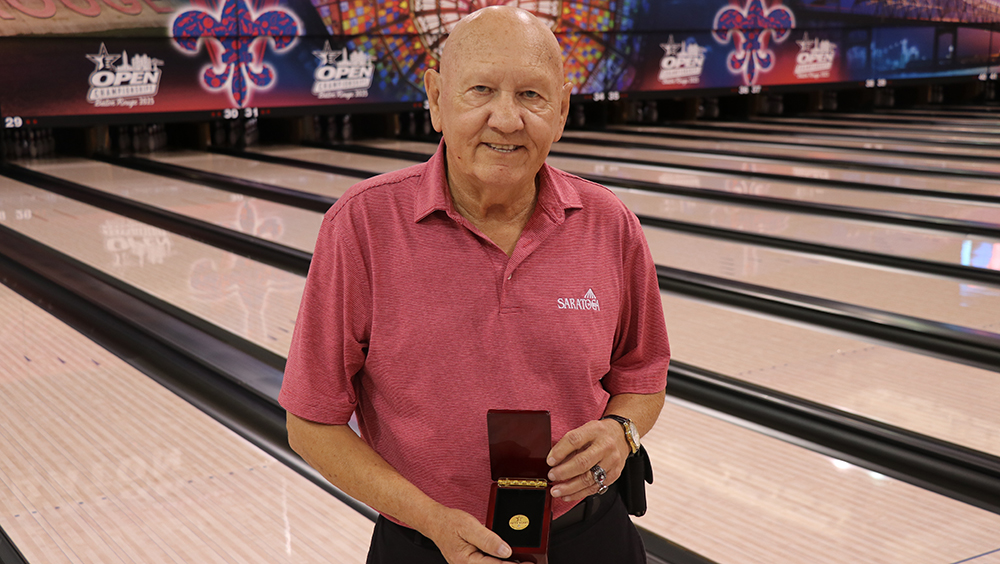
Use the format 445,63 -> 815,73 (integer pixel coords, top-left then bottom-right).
602,415 -> 640,456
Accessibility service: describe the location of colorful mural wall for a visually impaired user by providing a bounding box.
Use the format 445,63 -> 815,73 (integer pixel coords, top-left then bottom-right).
1,0 -> 999,126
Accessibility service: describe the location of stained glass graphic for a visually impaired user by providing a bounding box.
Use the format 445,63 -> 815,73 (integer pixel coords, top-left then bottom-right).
305,0 -> 649,98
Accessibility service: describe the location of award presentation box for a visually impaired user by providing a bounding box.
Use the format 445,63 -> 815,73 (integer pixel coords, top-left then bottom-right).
486,410 -> 552,564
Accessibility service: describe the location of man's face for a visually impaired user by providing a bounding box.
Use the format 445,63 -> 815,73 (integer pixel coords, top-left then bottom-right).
425,20 -> 572,196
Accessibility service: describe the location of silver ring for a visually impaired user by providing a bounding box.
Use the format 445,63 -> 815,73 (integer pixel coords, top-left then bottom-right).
590,464 -> 608,495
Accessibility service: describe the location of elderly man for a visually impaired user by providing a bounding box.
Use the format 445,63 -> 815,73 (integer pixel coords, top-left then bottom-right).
280,6 -> 669,564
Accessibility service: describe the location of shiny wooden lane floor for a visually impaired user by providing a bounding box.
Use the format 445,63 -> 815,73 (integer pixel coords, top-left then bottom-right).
0,283 -> 374,563
19,158 -> 325,254
608,123 -> 1000,160
546,140 -> 1000,198
0,176 -> 303,358
758,116 -> 1000,137
147,150 -> 361,201
351,139 -> 1000,220
558,130 -> 1000,178
653,120 -> 1000,147
644,397 -> 1000,564
658,291 -> 1000,459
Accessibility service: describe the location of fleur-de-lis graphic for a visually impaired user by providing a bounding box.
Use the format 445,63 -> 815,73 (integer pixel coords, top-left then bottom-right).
172,0 -> 299,107
713,0 -> 794,85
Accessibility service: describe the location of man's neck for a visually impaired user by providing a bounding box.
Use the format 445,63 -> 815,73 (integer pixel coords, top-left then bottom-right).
447,172 -> 539,257
449,178 -> 538,225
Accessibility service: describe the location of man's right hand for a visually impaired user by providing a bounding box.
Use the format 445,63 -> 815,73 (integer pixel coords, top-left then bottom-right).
423,506 -> 514,564
287,416 -> 513,562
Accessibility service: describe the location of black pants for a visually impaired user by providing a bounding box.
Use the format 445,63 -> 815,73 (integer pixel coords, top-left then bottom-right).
366,494 -> 646,564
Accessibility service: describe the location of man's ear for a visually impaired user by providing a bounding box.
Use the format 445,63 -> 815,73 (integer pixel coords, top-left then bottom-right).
553,81 -> 574,142
424,69 -> 444,133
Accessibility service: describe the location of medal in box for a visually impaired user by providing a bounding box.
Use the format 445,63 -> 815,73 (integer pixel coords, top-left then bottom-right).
486,409 -> 552,564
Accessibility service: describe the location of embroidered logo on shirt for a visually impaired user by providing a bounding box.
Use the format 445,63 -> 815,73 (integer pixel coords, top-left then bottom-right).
557,289 -> 600,311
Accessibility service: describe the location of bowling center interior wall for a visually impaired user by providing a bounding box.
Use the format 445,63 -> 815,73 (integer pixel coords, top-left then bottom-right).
1,0 -> 999,128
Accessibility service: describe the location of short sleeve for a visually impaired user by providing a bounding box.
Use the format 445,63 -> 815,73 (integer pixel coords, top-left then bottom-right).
278,198 -> 373,425
603,210 -> 670,395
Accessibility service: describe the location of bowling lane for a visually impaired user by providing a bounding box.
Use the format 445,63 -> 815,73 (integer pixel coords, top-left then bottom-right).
609,124 -> 1000,160
359,138 -> 1000,201
0,175 -> 303,358
0,282 -> 373,564
642,224 -> 1000,333
642,396 -> 1000,564
666,120 -> 1000,146
760,116 -> 1000,136
145,150 -> 359,200
560,130 -> 1000,177
18,157 -> 324,254
812,112 -> 1000,127
887,107 -> 1000,119
659,289 -> 1000,458
613,184 -> 1000,271
342,140 -> 1000,270
248,145 -> 419,174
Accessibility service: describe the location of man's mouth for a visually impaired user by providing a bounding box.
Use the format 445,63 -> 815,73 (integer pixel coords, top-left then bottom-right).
486,143 -> 518,153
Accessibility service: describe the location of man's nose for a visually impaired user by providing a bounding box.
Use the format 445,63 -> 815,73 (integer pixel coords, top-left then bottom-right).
487,93 -> 524,133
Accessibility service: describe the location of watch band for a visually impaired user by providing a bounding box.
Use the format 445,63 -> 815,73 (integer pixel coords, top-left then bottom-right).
601,415 -> 639,456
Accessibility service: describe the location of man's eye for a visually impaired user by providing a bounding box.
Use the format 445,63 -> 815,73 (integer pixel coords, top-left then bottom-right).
472,85 -> 491,93
523,90 -> 540,99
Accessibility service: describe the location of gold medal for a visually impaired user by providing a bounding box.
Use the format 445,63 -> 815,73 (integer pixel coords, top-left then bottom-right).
508,514 -> 529,531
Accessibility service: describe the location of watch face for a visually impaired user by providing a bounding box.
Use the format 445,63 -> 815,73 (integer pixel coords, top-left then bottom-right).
626,420 -> 640,450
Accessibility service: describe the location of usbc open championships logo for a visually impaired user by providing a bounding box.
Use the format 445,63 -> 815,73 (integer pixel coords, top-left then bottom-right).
311,41 -> 374,100
658,35 -> 707,86
86,43 -> 164,108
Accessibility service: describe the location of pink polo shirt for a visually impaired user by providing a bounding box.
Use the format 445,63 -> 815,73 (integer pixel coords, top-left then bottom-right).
279,142 -> 669,525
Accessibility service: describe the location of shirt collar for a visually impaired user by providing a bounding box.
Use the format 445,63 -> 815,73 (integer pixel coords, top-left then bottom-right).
413,140 -> 584,224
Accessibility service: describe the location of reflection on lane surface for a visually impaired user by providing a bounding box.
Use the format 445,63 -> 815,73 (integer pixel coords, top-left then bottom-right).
147,150 -> 359,201
0,177 -> 303,358
552,153 -> 1000,223
19,157 -> 324,254
642,224 -> 1000,333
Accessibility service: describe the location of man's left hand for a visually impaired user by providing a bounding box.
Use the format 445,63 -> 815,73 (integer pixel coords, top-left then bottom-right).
545,418 -> 630,502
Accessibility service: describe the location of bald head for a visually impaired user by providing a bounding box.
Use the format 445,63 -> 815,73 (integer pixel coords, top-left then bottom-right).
422,5 -> 573,201
440,6 -> 564,83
